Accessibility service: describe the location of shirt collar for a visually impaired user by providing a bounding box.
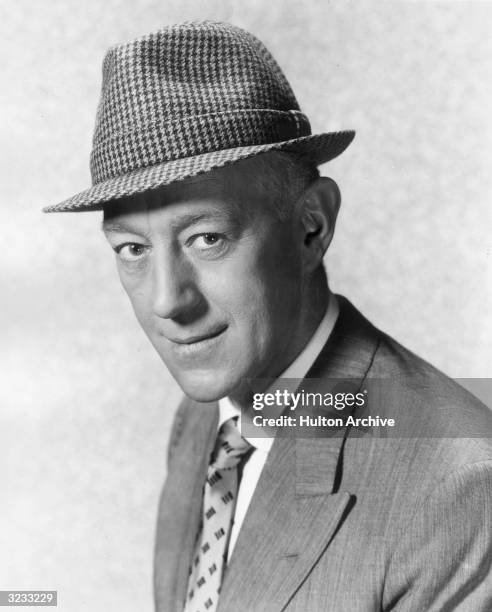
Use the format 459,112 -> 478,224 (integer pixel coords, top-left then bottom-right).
218,292 -> 339,452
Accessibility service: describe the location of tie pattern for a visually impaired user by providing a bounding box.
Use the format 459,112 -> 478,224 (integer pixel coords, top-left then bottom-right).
184,417 -> 251,612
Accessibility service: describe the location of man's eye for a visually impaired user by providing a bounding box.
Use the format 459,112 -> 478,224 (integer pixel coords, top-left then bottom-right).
192,233 -> 225,251
115,243 -> 147,262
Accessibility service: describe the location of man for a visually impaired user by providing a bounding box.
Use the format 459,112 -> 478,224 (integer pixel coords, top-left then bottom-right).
45,21 -> 492,611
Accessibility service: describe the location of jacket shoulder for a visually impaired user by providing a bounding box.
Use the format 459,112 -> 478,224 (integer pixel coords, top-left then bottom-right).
367,330 -> 492,467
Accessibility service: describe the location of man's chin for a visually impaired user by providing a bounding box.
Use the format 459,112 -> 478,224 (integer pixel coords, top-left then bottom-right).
171,369 -> 240,404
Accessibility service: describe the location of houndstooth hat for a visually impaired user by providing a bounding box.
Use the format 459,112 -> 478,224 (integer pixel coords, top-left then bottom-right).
44,21 -> 355,213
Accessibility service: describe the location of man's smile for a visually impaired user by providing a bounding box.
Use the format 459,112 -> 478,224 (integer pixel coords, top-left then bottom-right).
165,324 -> 228,345
166,325 -> 229,360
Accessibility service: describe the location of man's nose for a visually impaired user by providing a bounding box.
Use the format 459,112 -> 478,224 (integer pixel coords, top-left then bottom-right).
151,256 -> 202,321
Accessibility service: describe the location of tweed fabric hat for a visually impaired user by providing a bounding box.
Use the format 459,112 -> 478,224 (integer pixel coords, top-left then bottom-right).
44,21 -> 355,213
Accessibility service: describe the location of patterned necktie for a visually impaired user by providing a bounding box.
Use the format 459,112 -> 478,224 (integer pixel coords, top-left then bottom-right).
184,417 -> 251,612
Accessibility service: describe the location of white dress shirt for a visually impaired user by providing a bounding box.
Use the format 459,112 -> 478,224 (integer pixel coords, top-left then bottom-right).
218,293 -> 339,559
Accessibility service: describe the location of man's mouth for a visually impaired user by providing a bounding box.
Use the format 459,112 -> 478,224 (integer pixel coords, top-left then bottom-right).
169,325 -> 228,345
165,325 -> 228,360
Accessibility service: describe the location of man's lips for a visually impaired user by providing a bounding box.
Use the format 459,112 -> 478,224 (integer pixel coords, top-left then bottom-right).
165,325 -> 228,362
167,325 -> 228,345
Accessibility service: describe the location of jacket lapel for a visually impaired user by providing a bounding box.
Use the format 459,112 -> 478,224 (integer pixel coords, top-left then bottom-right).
154,400 -> 219,612
217,296 -> 380,611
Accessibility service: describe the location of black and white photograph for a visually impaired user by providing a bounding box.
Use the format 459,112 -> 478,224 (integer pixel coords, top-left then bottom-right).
2,1 -> 492,610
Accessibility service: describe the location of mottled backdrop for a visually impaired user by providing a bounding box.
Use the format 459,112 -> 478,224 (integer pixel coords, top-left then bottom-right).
2,1 -> 491,610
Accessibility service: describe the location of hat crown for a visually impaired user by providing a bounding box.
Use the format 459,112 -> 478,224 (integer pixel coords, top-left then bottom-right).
97,22 -> 300,133
91,21 -> 311,184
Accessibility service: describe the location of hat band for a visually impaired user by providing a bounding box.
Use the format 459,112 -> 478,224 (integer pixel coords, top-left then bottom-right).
90,109 -> 311,184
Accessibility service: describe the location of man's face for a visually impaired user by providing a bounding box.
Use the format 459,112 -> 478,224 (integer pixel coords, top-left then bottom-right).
103,161 -> 307,403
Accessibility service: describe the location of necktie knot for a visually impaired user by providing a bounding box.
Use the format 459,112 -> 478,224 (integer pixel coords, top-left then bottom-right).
210,417 -> 251,469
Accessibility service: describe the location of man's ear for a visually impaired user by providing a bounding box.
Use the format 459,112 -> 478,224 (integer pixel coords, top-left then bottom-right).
298,177 -> 341,272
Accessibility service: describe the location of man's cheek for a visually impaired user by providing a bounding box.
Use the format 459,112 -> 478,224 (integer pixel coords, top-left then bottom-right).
120,273 -> 146,305
127,291 -> 153,332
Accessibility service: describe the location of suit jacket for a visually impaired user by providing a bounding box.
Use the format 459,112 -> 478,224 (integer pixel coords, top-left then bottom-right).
154,297 -> 492,611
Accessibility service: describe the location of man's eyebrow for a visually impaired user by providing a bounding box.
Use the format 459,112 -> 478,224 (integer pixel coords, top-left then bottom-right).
101,220 -> 139,234
102,210 -> 235,234
167,210 -> 233,230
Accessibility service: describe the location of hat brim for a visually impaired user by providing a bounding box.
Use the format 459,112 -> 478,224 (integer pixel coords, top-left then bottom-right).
43,131 -> 355,213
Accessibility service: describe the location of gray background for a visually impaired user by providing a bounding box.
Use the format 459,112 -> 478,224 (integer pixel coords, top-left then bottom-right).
2,1 -> 491,610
